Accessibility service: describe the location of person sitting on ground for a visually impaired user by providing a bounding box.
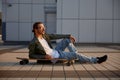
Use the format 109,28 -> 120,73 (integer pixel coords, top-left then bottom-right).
28,22 -> 108,64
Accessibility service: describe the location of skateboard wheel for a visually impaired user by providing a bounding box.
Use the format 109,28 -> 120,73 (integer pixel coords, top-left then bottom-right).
20,60 -> 26,65
37,60 -> 41,64
67,61 -> 71,66
24,59 -> 29,64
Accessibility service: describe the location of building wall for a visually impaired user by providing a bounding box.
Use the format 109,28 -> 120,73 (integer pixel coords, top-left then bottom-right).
2,0 -> 120,43
57,0 -> 120,43
0,0 -> 2,34
0,0 -> 2,12
2,0 -> 56,42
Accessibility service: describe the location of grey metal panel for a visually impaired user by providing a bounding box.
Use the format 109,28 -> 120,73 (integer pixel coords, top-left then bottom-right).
6,23 -> 19,41
32,0 -> 44,4
44,6 -> 56,13
0,0 -> 2,12
79,20 -> 95,42
45,0 -> 56,4
1,3 -> 6,22
56,20 -> 62,34
46,13 -> 56,34
6,4 -> 18,22
19,4 -> 32,22
96,20 -> 113,43
57,0 -> 62,18
62,0 -> 79,18
114,0 -> 120,19
32,5 -> 44,22
6,0 -> 19,3
97,0 -> 113,19
19,0 -> 32,3
113,20 -> 120,43
79,0 -> 96,19
19,23 -> 32,41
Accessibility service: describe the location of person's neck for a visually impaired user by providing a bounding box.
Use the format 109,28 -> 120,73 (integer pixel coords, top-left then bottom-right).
36,34 -> 43,39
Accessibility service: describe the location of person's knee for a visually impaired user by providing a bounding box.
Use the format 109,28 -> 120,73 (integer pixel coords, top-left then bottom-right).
63,38 -> 71,44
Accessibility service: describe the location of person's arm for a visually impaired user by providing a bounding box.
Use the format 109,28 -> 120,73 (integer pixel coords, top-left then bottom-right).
48,34 -> 76,43
45,54 -> 53,59
47,34 -> 71,40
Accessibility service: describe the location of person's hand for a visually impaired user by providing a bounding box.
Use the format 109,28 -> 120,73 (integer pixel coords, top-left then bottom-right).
70,35 -> 76,43
45,54 -> 52,60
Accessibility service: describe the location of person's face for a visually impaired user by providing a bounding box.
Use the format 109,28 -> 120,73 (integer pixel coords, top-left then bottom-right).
36,23 -> 46,35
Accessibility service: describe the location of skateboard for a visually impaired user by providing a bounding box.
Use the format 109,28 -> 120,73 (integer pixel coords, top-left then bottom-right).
16,57 -> 74,66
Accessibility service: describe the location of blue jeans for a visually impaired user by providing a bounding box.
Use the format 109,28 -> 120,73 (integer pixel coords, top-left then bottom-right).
55,39 -> 97,63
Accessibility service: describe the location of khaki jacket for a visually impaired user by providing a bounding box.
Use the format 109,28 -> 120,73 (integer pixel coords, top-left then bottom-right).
28,33 -> 70,58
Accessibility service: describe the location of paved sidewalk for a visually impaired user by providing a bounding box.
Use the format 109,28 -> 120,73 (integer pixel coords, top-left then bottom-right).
0,44 -> 120,80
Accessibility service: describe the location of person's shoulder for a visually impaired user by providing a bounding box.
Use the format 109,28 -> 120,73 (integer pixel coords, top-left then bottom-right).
30,37 -> 38,44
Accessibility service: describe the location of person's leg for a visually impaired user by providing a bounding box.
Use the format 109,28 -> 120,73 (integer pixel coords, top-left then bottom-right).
58,51 -> 97,63
67,43 -> 77,52
55,39 -> 77,52
55,39 -> 70,51
56,39 -> 107,63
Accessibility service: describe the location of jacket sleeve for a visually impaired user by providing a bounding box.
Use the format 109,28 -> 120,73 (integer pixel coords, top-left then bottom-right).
47,34 -> 71,40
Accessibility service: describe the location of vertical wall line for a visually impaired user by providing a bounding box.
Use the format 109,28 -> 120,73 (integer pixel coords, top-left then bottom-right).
78,0 -> 80,43
61,0 -> 63,34
5,1 -> 7,41
95,0 -> 97,43
2,2 -> 7,41
112,0 -> 114,43
18,0 -> 20,41
31,0 -> 33,39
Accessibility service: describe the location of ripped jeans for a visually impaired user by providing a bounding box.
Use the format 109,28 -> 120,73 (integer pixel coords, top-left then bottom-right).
55,39 -> 97,63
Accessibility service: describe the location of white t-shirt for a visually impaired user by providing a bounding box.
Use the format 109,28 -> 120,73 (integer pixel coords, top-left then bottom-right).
38,38 -> 60,59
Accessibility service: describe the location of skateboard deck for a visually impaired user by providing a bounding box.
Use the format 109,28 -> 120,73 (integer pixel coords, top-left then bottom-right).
16,57 -> 74,66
